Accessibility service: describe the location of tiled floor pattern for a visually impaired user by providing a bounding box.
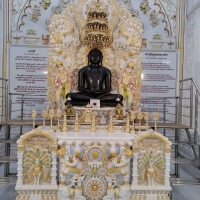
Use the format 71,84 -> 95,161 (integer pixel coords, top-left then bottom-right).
0,164 -> 199,200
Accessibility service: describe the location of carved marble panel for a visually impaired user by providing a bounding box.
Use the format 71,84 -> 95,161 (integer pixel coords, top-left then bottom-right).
10,0 -> 179,49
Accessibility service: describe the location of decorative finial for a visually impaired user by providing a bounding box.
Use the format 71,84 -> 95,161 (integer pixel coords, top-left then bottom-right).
108,114 -> 114,133
56,109 -> 62,132
31,109 -> 37,130
62,113 -> 68,132
137,112 -> 143,133
91,113 -> 96,132
153,112 -> 159,131
42,110 -> 48,130
144,112 -> 149,130
49,109 -> 55,132
74,111 -> 79,132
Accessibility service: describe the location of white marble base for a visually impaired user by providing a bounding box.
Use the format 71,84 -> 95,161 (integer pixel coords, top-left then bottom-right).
15,127 -> 172,200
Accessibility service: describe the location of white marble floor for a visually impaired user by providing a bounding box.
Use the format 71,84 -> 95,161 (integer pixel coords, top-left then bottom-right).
0,164 -> 199,200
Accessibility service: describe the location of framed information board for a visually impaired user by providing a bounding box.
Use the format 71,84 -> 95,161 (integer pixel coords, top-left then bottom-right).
9,45 -> 48,119
141,50 -> 179,122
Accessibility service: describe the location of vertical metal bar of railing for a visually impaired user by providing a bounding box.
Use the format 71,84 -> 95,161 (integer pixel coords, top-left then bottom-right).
2,79 -> 10,177
8,93 -> 12,120
163,98 -> 166,136
193,90 -> 199,163
175,128 -> 180,177
20,94 -> 24,135
190,84 -> 193,128
175,95 -> 180,177
179,83 -> 183,124
194,93 -> 198,144
176,97 -> 179,124
4,125 -> 10,177
5,81 -> 8,121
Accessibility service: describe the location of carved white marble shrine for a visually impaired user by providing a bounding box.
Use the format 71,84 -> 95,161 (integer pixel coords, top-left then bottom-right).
15,0 -> 172,199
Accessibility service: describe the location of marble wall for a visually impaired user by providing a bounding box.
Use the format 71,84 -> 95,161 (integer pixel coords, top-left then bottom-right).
0,0 -> 3,70
10,0 -> 179,49
184,0 -> 200,87
178,0 -> 200,178
0,0 -> 3,113
182,0 -> 200,134
0,0 -> 2,50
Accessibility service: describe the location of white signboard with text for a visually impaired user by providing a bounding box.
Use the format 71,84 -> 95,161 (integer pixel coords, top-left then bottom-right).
9,45 -> 48,120
141,50 -> 178,122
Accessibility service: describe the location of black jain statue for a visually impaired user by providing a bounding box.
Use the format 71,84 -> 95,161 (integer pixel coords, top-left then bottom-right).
66,48 -> 123,107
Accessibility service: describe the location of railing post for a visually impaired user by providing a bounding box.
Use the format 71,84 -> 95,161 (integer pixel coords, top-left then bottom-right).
20,94 -> 24,135
175,128 -> 180,177
194,93 -> 198,144
5,80 -> 9,121
9,93 -> 12,120
179,83 -> 183,124
4,124 -> 10,177
175,95 -> 180,177
190,84 -> 193,128
176,97 -> 179,124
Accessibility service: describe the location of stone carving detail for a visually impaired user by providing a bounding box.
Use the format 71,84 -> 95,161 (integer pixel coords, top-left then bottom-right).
140,0 -> 151,14
149,10 -> 160,28
80,2 -> 113,48
16,190 -> 58,200
16,129 -> 58,200
58,142 -> 133,199
131,130 -> 171,199
40,0 -> 51,10
23,147 -> 51,185
30,5 -> 41,23
138,148 -> 165,186
154,0 -> 177,36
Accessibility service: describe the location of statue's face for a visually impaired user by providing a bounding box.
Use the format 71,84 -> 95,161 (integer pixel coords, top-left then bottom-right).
90,52 -> 102,64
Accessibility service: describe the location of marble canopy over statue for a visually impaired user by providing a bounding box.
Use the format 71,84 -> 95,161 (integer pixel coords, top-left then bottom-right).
48,0 -> 143,109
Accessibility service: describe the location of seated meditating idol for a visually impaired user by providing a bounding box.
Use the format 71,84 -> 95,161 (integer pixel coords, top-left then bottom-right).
66,48 -> 123,107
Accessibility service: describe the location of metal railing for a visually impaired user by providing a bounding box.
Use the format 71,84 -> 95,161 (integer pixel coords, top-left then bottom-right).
8,93 -> 48,134
179,78 -> 200,167
180,78 -> 200,143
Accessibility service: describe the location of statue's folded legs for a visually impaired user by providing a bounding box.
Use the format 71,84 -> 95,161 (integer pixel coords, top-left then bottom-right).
66,92 -> 123,106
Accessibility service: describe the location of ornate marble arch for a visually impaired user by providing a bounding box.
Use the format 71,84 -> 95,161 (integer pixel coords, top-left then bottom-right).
48,0 -> 143,110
